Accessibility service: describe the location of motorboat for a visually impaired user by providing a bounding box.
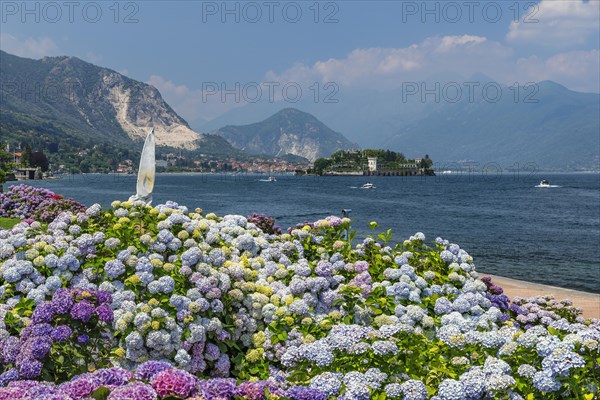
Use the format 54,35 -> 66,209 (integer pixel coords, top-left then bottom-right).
538,179 -> 550,188
360,182 -> 376,189
260,176 -> 277,182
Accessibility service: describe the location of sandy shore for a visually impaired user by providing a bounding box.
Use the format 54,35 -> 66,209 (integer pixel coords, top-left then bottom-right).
483,274 -> 600,320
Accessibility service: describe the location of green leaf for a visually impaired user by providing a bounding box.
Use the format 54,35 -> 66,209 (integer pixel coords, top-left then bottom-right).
547,327 -> 559,336
91,386 -> 111,400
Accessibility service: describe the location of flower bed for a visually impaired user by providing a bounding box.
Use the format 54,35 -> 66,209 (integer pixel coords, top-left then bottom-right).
0,185 -> 86,223
0,199 -> 598,399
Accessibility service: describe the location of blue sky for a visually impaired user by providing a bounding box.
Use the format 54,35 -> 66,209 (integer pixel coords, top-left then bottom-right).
2,0 -> 599,121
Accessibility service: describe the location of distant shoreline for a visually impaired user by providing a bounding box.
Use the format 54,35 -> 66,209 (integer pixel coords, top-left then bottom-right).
10,170 -> 597,180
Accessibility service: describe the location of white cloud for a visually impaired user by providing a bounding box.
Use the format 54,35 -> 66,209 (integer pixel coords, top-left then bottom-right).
149,33 -> 600,122
265,35 -> 599,94
435,35 -> 487,52
0,34 -> 59,58
515,50 -> 600,92
507,0 -> 600,46
266,35 -> 514,89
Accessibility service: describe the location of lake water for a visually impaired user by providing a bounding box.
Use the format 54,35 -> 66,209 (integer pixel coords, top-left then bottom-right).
21,172 -> 600,293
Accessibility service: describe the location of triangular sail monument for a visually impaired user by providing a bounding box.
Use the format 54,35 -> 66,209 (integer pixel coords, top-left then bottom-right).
129,128 -> 155,204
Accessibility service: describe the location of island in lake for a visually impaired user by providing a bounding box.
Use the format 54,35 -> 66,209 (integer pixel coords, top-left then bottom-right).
309,149 -> 434,176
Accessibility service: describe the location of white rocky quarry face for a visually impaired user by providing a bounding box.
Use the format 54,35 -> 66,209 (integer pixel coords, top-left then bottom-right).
277,131 -> 321,162
107,81 -> 201,150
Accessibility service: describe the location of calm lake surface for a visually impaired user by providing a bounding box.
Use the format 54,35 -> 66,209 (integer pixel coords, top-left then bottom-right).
22,172 -> 600,293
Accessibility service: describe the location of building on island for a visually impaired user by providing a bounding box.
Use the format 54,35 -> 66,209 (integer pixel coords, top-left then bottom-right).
367,157 -> 378,172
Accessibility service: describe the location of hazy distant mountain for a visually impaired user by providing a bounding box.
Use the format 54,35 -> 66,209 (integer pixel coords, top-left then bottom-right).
199,81 -> 599,170
212,108 -> 358,161
382,81 -> 600,170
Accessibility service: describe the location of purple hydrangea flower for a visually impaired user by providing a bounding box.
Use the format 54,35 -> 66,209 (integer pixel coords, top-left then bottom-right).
286,386 -> 328,400
93,367 -> 133,385
59,376 -> 98,399
51,289 -> 75,314
24,382 -> 59,398
50,326 -> 73,342
0,337 -> 20,365
95,304 -> 114,323
17,360 -> 43,379
29,336 -> 52,359
354,261 -> 369,273
236,381 -> 284,399
29,323 -> 53,338
31,302 -> 55,324
151,369 -> 198,398
95,291 -> 112,305
197,378 -> 237,398
70,301 -> 95,323
134,361 -> 173,381
107,381 -> 158,400
77,334 -> 90,344
0,368 -> 19,387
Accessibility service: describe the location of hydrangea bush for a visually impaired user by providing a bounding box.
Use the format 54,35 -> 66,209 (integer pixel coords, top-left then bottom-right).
0,198 -> 598,399
0,185 -> 86,222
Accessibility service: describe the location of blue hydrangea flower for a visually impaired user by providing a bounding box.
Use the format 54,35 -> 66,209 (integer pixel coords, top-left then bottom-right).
437,379 -> 465,400
532,370 -> 562,393
104,259 -> 126,279
310,372 -> 342,397
541,347 -> 585,377
400,379 -> 428,400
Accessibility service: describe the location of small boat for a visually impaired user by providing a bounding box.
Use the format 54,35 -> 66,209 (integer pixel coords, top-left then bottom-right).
538,179 -> 550,188
360,182 -> 376,189
260,176 -> 277,182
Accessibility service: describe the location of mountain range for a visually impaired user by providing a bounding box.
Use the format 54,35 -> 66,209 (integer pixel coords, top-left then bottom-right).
0,51 -> 353,169
197,81 -> 600,170
1,50 -> 598,171
0,51 -> 245,172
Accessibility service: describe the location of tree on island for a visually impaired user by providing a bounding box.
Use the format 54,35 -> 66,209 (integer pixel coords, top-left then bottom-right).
313,157 -> 332,175
420,154 -> 433,170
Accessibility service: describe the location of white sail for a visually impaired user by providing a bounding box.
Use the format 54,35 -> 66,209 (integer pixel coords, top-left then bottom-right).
131,128 -> 155,204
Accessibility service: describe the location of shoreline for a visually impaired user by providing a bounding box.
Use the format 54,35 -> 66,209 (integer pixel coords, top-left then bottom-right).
483,273 -> 600,319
